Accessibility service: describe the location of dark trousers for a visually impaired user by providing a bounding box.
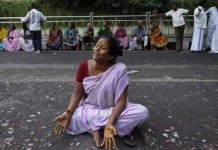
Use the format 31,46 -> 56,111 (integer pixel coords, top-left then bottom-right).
175,25 -> 185,50
31,30 -> 42,51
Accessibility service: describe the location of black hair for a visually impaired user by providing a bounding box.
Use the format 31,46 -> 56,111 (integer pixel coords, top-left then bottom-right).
50,22 -> 56,26
99,36 -> 123,61
172,2 -> 178,6
10,23 -> 16,29
31,3 -> 36,9
103,20 -> 110,26
199,0 -> 207,6
119,22 -> 125,27
69,22 -> 75,28
22,22 -> 28,30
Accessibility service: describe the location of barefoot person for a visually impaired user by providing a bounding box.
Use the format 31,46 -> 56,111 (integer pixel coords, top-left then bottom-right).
54,36 -> 149,149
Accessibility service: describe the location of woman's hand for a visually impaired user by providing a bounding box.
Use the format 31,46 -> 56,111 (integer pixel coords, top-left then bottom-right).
53,113 -> 71,135
103,125 -> 117,150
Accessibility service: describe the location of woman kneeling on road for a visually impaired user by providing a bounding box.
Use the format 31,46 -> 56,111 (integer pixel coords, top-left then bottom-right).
54,35 -> 149,149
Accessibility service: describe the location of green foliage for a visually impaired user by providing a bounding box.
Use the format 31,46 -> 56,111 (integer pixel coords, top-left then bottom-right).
0,0 -> 216,17
0,0 -> 35,17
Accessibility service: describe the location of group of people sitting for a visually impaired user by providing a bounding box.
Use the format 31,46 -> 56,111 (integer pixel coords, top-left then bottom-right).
94,20 -> 168,51
0,22 -> 86,52
0,19 -> 168,52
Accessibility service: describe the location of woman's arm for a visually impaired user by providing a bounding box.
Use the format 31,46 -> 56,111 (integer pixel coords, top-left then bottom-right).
66,82 -> 85,113
53,82 -> 84,135
103,86 -> 128,149
107,85 -> 128,125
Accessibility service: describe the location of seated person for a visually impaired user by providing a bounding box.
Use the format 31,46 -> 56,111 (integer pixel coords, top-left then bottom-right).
83,23 -> 94,45
97,20 -> 113,38
4,24 -> 20,52
0,24 -> 7,51
19,22 -> 34,52
149,22 -> 168,50
62,22 -> 80,51
46,22 -> 63,50
132,20 -> 148,50
54,36 -> 149,149
114,22 -> 129,50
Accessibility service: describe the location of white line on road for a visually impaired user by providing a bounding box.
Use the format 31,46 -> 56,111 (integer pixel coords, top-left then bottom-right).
0,78 -> 218,83
0,64 -> 218,69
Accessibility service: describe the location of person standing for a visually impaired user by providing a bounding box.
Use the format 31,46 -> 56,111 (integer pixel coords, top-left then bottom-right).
205,0 -> 218,51
21,3 -> 46,53
190,0 -> 207,52
210,17 -> 218,53
165,2 -> 189,51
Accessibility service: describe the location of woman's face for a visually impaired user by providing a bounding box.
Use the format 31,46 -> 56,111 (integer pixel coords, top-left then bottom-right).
119,25 -> 124,29
87,23 -> 92,29
68,23 -> 73,28
103,21 -> 108,27
50,25 -> 55,29
92,38 -> 113,62
10,25 -> 15,30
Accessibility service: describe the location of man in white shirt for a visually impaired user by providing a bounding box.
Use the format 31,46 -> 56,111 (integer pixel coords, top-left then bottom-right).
205,0 -> 218,51
165,2 -> 189,51
190,0 -> 207,52
21,3 -> 46,53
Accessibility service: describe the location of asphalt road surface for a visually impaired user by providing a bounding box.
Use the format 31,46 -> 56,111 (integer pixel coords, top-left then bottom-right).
0,51 -> 218,150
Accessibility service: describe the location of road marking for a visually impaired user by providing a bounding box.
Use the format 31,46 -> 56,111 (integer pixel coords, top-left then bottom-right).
0,64 -> 218,69
0,78 -> 218,83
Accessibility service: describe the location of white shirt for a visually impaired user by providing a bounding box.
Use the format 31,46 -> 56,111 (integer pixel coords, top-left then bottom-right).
205,7 -> 218,29
193,6 -> 207,29
21,9 -> 46,31
165,8 -> 189,27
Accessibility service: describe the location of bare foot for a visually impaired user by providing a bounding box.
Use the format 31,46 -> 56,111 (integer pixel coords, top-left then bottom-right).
91,130 -> 103,148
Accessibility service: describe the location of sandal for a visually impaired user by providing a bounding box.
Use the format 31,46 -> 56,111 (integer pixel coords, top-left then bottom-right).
122,134 -> 137,147
137,126 -> 159,150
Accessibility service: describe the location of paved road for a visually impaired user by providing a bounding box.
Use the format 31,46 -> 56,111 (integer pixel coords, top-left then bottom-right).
0,51 -> 218,150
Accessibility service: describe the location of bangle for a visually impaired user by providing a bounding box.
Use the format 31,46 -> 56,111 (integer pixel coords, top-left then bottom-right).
65,109 -> 73,114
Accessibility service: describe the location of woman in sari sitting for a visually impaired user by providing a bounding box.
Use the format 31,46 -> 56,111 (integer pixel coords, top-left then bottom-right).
114,22 -> 129,50
54,36 -> 149,149
46,22 -> 63,50
149,22 -> 168,50
4,24 -> 20,52
97,20 -> 113,39
62,22 -> 80,51
19,22 -> 34,52
0,24 -> 7,51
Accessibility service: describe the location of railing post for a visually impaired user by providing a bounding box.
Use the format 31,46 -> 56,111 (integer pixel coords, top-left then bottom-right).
90,12 -> 93,25
145,12 -> 150,35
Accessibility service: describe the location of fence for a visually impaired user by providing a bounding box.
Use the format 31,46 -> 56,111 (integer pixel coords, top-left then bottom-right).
0,12 -> 195,38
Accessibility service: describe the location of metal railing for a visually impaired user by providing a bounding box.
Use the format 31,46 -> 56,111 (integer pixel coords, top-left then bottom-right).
0,12 -> 194,38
